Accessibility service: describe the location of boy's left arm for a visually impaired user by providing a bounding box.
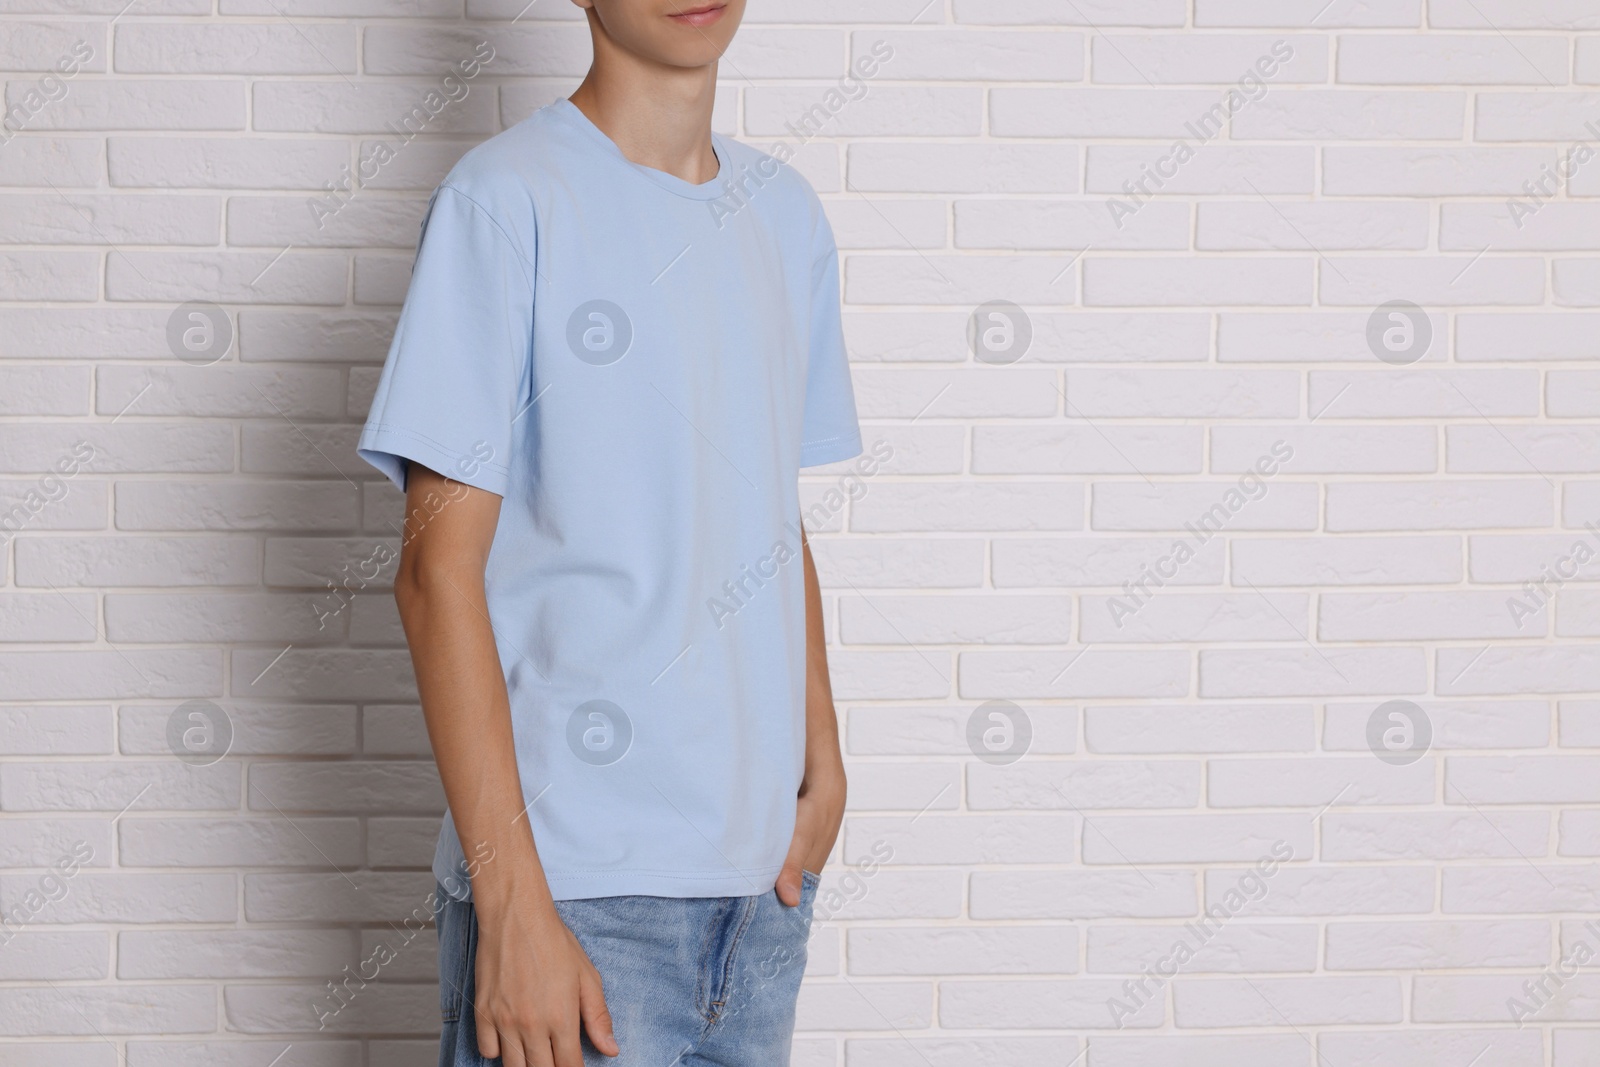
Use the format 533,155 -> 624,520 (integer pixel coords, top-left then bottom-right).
776,527 -> 848,907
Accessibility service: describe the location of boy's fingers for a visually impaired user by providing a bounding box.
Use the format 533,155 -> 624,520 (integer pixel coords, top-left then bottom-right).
552,1023 -> 586,1067
526,1036 -> 556,1067
774,858 -> 806,907
476,1015 -> 501,1061
580,972 -> 620,1056
499,1033 -> 529,1067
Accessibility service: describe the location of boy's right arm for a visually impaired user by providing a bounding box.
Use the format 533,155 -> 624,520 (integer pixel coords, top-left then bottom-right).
395,462 -> 619,1067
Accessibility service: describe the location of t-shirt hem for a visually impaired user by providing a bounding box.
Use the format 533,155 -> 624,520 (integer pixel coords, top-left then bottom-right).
433,859 -> 784,903
357,423 -> 511,498
799,432 -> 864,468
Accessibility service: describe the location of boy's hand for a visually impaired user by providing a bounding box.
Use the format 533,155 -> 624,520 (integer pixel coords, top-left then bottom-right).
473,890 -> 619,1066
776,768 -> 845,907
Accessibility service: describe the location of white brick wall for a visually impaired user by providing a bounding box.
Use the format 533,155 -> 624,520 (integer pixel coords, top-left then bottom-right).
1,1 -> 1598,1064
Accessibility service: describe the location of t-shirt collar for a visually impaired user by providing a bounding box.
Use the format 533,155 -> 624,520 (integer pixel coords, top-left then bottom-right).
548,96 -> 729,202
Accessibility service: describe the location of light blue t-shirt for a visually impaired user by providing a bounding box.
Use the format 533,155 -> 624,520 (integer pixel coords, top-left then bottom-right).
358,98 -> 861,902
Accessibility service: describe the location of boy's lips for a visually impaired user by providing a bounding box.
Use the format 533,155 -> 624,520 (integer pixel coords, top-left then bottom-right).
667,2 -> 726,28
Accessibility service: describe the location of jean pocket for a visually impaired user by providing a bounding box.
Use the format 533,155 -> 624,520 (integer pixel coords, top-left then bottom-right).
435,888 -> 472,1024
799,869 -> 821,911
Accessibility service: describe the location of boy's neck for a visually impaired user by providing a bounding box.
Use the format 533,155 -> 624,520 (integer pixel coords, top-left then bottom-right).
567,58 -> 721,186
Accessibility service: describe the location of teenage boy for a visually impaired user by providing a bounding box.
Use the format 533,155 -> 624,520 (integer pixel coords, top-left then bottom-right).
356,1 -> 861,1065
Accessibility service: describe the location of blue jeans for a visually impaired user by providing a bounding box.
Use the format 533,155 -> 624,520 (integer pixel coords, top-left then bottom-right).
434,872 -> 818,1066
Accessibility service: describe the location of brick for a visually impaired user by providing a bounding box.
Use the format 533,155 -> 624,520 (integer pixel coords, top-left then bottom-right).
119,816 -> 361,868
1086,1036 -> 1310,1067
0,251 -> 98,301
1322,811 -> 1550,860
0,706 -> 110,755
96,365 -> 345,419
0,650 -> 221,702
119,704 -> 356,756
252,82 -> 496,135
843,814 -> 1076,865
1208,757 -> 1434,806
851,369 -> 1058,419
941,978 -> 1164,1028
0,816 -> 110,866
1090,146 -> 1319,199
839,594 -> 1071,644
116,483 -> 358,532
845,253 -> 1081,306
247,761 -> 442,813
1321,1030 -> 1544,1067
993,536 -> 1226,588
15,535 -> 259,587
849,926 -> 1077,975
970,870 -> 1195,920
1211,866 -> 1434,915
967,758 -> 1200,810
1081,591 -> 1310,643
1325,920 -> 1549,969
1232,89 -> 1465,139
104,592 -> 346,644
857,29 -> 1083,82
0,872 -> 235,924
954,0 -> 1185,26
1088,922 -> 1318,973
1069,368 -> 1299,418
853,143 -> 1080,193
1083,814 -> 1312,863
0,21 -> 105,73
1174,976 -> 1402,1026
1338,35 -> 1569,85
1312,369 -> 1536,419
959,650 -> 1191,699
1092,34 -> 1328,84
114,23 -> 356,74
4,80 -> 245,129
846,705 -> 1077,757
0,193 -> 217,244
1326,480 -> 1551,531
109,136 -> 349,190
1233,535 -> 1462,586
0,986 -> 214,1036
1325,147 -> 1555,195
991,88 -> 1230,138
1437,645 -> 1600,696
1319,256 -> 1546,306
851,483 -> 1083,533
1084,256 -> 1313,306
1196,0 -> 1423,26
1218,311 -> 1446,363
796,981 -> 933,1032
746,87 -> 982,138
1084,704 -> 1313,753
0,931 -> 107,981
118,929 -> 357,979
1091,481 -> 1320,532
1428,0 -> 1600,28
105,251 -> 349,305
0,592 -> 96,641
1197,200 -> 1428,250
1324,700 -> 1550,750
1445,203 -> 1600,252
955,199 -> 1187,251
0,136 -> 103,187
974,425 -> 1201,474
1319,590 -> 1536,640
0,759 -> 236,811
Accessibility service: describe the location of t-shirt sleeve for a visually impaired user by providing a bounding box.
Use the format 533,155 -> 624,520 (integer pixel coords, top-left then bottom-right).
798,211 -> 863,469
357,184 -> 534,497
